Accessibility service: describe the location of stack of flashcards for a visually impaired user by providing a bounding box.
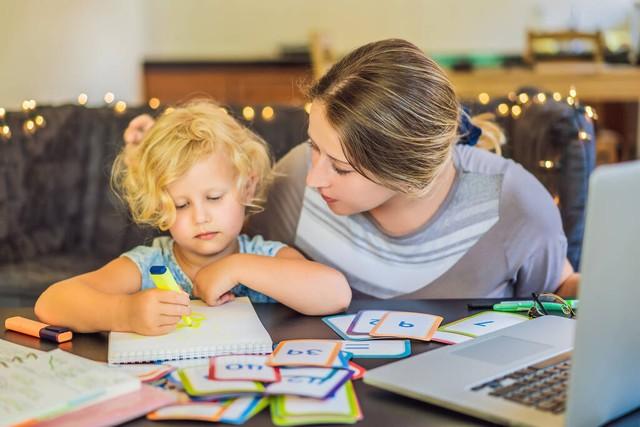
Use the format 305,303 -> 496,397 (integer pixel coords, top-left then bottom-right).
147,342 -> 366,425
324,310 -> 443,343
436,310 -> 529,343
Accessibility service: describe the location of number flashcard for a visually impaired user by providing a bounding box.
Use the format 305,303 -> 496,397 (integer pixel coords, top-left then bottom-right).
267,340 -> 341,367
209,355 -> 280,382
346,310 -> 388,335
265,367 -> 353,399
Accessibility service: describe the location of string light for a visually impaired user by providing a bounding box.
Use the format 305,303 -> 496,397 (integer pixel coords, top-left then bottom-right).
566,96 -> 575,106
569,86 -> 577,98
242,106 -> 255,121
114,101 -> 127,114
539,160 -> 555,169
29,100 -> 36,110
553,195 -> 560,205
511,105 -> 522,118
261,106 -> 275,121
478,93 -> 490,105
579,131 -> 590,141
536,93 -> 547,103
23,119 -> 36,134
34,115 -> 46,128
0,108 -> 5,119
1,125 -> 10,140
517,93 -> 529,104
78,93 -> 88,105
552,92 -> 562,102
21,100 -> 31,111
104,92 -> 115,104
304,102 -> 312,114
507,92 -> 517,102
497,103 -> 509,116
585,106 -> 594,118
148,98 -> 160,110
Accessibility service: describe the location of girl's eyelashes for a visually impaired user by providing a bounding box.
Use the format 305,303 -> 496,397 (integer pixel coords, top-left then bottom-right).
307,138 -> 319,152
333,166 -> 353,176
207,195 -> 222,201
175,203 -> 188,210
308,138 -> 353,175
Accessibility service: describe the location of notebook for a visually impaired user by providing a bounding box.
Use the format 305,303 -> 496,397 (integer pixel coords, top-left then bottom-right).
0,339 -> 140,427
108,297 -> 273,364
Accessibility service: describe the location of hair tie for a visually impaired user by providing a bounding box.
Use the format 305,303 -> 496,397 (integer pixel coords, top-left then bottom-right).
457,107 -> 482,146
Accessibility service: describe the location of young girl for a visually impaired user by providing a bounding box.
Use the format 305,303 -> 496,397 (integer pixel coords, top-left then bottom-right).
35,101 -> 351,336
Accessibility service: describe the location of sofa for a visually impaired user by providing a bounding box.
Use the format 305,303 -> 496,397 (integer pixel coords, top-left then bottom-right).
0,97 -> 594,306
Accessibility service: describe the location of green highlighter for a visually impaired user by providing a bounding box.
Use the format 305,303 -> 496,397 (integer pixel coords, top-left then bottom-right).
149,265 -> 193,326
493,300 -> 579,312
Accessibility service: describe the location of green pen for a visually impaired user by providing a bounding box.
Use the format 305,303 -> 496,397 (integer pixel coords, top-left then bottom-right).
492,300 -> 578,312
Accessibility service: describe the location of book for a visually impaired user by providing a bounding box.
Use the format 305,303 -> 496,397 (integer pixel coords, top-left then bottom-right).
37,384 -> 176,427
0,339 -> 140,427
108,297 -> 273,364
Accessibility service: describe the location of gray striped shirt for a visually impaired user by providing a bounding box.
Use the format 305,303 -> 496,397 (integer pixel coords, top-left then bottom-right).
248,143 -> 567,299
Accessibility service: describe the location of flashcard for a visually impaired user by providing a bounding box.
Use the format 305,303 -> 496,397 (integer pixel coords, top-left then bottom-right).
431,330 -> 474,345
147,402 -> 227,421
271,381 -> 362,425
438,311 -> 528,338
218,396 -> 269,424
209,355 -> 280,382
108,363 -> 175,382
322,314 -> 384,341
347,361 -> 366,380
267,340 -> 341,367
178,365 -> 264,397
265,367 -> 353,399
346,310 -> 388,335
370,311 -> 443,341
339,340 -> 411,359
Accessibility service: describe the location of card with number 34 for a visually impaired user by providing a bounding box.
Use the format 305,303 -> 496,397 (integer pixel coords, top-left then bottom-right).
369,311 -> 443,341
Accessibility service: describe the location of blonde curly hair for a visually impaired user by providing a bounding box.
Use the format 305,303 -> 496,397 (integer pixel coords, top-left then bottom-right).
111,100 -> 273,231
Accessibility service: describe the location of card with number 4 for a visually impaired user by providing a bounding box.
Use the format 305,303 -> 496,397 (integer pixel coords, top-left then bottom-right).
370,311 -> 443,341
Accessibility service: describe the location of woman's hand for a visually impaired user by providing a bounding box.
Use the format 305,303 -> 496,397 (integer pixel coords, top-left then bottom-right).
193,257 -> 239,306
125,288 -> 191,336
122,114 -> 155,166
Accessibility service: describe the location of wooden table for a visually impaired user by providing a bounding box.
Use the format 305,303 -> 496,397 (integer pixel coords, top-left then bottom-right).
2,299 -> 639,426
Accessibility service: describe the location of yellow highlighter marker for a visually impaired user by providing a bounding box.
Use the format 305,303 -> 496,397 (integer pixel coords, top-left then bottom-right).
149,265 -> 193,326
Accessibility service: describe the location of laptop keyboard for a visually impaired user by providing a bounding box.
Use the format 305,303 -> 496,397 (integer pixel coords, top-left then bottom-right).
471,353 -> 571,415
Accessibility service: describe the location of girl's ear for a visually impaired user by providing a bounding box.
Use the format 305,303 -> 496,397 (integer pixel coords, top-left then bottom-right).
242,174 -> 258,203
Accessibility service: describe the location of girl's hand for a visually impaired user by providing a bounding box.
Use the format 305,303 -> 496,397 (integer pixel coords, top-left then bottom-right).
125,288 -> 191,336
123,114 -> 155,166
193,257 -> 239,306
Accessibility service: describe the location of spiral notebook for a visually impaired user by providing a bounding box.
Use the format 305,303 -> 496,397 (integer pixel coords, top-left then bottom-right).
108,297 -> 273,364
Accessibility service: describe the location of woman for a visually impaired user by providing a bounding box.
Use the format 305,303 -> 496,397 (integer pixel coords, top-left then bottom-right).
126,39 -> 579,299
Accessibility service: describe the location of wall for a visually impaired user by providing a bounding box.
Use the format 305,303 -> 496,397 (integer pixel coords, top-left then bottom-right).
0,0 -> 635,109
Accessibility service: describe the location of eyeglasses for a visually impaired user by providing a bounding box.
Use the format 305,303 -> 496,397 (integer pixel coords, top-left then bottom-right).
528,292 -> 576,319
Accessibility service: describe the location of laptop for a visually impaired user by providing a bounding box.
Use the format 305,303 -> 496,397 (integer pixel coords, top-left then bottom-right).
364,160 -> 640,427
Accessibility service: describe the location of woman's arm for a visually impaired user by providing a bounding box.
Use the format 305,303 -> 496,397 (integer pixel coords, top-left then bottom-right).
34,257 -> 191,335
555,258 -> 580,298
194,247 -> 351,316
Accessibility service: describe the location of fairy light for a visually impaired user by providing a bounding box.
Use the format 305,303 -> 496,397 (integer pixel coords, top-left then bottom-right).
1,125 -> 10,140
21,100 -> 31,111
579,130 -> 589,141
78,93 -> 88,105
553,92 -> 562,102
34,115 -> 46,127
261,106 -> 275,121
0,108 -> 5,119
497,103 -> 509,116
29,100 -> 36,110
511,105 -> 522,118
148,98 -> 161,110
304,102 -> 312,114
536,93 -> 547,103
478,92 -> 490,105
566,96 -> 575,106
23,119 -> 36,134
518,93 -> 529,104
242,106 -> 255,121
585,106 -> 594,118
539,160 -> 555,169
114,101 -> 127,114
507,92 -> 517,102
103,92 -> 115,104
569,86 -> 577,98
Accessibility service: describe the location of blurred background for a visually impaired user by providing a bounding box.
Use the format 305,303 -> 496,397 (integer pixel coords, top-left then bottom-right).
1,0 -> 639,160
